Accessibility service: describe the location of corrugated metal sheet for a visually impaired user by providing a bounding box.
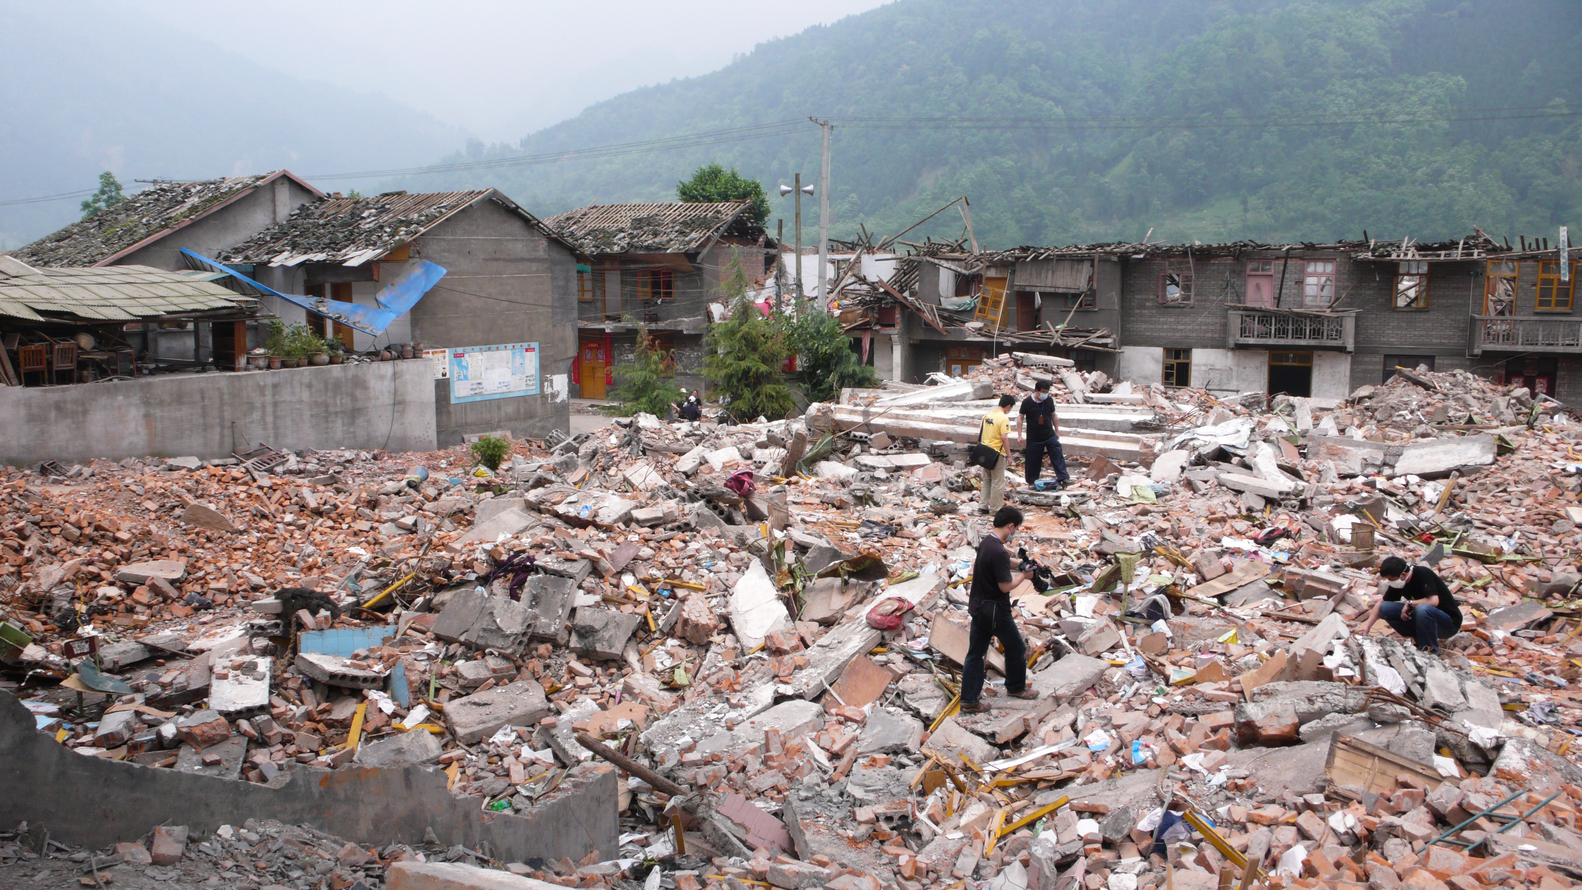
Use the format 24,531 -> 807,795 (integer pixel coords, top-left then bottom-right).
547,202 -> 753,255
221,190 -> 496,266
0,264 -> 256,324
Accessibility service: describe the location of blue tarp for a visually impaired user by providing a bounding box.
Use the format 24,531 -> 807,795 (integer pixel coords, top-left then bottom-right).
179,248 -> 445,336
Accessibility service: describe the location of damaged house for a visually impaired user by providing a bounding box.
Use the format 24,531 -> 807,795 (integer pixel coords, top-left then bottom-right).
547,202 -> 774,398
8,171 -> 322,367
831,229 -> 1580,404
219,189 -> 580,443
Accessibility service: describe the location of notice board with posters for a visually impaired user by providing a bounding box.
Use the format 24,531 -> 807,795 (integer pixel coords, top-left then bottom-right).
448,343 -> 539,404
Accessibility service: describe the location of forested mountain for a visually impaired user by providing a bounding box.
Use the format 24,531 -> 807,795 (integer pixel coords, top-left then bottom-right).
392,0 -> 1581,248
0,4 -> 465,250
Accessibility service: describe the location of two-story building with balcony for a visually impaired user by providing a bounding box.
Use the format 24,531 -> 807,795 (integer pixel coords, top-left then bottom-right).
547,202 -> 773,399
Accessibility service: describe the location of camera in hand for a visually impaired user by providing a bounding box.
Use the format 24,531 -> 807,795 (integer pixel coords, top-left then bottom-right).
1017,546 -> 1054,593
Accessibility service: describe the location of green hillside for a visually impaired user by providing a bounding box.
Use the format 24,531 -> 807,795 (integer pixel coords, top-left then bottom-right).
392,0 -> 1582,248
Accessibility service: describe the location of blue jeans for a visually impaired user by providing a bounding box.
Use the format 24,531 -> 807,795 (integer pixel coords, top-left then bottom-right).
1380,601 -> 1458,652
961,598 -> 1028,703
1025,437 -> 1069,485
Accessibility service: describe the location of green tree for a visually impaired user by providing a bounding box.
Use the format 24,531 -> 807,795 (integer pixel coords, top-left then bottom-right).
677,163 -> 770,226
80,171 -> 124,220
705,260 -> 793,422
780,308 -> 876,404
603,324 -> 686,417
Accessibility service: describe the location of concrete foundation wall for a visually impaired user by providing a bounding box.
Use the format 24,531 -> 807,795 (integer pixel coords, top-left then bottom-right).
1312,351 -> 1352,400
0,692 -> 616,864
1189,348 -> 1266,393
0,360 -> 436,466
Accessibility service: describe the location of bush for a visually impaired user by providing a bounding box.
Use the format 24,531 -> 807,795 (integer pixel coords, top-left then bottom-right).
603,325 -> 686,417
704,259 -> 794,422
470,435 -> 511,472
780,307 -> 877,404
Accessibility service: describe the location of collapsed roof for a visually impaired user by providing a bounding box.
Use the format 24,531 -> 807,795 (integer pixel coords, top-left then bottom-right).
11,171 -> 322,268
547,202 -> 761,255
221,189 -> 567,268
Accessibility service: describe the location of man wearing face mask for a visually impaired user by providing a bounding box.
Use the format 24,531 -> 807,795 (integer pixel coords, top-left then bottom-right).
1356,556 -> 1462,653
960,506 -> 1038,713
1015,379 -> 1070,490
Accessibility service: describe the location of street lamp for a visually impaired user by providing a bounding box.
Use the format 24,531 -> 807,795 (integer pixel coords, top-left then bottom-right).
779,177 -> 815,299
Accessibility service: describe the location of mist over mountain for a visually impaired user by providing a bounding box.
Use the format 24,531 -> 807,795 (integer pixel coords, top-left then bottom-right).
389,0 -> 1582,248
0,3 -> 467,249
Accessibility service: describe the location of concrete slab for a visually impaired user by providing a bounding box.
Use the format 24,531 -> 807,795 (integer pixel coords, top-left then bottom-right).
432,589 -> 535,654
727,561 -> 791,652
295,652 -> 388,689
209,657 -> 271,714
784,574 -> 946,700
522,574 -> 578,644
114,560 -> 187,585
451,507 -> 532,548
173,735 -> 247,781
1392,435 -> 1495,478
387,860 -> 569,889
356,730 -> 443,768
447,680 -> 551,744
930,612 -> 1005,675
857,707 -> 925,755
695,699 -> 824,758
569,608 -> 642,661
923,715 -> 996,765
474,497 -> 526,525
1028,654 -> 1110,700
97,640 -> 151,671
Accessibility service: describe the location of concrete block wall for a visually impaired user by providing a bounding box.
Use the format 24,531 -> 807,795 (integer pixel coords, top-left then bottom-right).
0,360 -> 436,466
1118,258 -> 1237,349
407,199 -> 575,446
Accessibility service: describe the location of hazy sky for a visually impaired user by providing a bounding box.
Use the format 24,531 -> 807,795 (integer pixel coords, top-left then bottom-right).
108,0 -> 893,143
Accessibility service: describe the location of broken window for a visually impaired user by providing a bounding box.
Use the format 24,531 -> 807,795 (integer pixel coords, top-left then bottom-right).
1163,348 -> 1191,387
1158,260 -> 1193,305
1537,260 -> 1575,311
1484,261 -> 1517,316
1301,260 -> 1336,308
637,269 -> 674,304
1394,261 -> 1429,310
1245,259 -> 1276,307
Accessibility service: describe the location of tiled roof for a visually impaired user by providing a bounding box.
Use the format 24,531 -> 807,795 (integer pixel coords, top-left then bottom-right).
0,258 -> 256,323
220,189 -> 565,267
546,202 -> 756,255
12,171 -> 319,268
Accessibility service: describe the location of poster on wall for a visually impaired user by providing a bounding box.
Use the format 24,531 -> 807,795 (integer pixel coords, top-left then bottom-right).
423,348 -> 449,379
448,342 -> 539,404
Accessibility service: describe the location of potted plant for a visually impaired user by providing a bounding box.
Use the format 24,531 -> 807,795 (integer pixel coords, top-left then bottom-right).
264,320 -> 288,369
327,340 -> 345,364
282,323 -> 327,368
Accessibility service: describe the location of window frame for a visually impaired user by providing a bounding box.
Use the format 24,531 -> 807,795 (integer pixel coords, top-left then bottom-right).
1484,260 -> 1519,316
1245,259 -> 1276,307
1536,260 -> 1575,312
1158,260 -> 1194,305
1301,259 -> 1337,309
636,268 -> 674,304
577,267 -> 595,303
1162,348 -> 1191,388
1393,260 -> 1429,311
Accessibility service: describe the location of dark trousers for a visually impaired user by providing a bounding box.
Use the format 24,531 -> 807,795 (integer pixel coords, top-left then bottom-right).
1024,437 -> 1070,485
961,598 -> 1028,703
1380,601 -> 1458,652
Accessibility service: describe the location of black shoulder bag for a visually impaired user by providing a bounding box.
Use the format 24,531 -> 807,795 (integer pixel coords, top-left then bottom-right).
968,417 -> 1001,470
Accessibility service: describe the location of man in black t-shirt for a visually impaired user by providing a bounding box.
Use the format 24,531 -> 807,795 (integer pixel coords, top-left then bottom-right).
1357,555 -> 1463,653
961,506 -> 1038,713
1015,379 -> 1070,489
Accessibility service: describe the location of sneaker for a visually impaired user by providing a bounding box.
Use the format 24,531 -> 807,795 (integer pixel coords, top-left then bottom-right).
1007,689 -> 1039,701
959,701 -> 990,714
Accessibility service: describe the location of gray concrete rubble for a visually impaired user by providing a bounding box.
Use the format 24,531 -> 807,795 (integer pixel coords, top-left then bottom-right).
4,357 -> 1582,890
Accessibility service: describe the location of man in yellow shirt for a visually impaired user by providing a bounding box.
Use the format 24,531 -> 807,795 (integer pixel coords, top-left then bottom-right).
979,394 -> 1015,514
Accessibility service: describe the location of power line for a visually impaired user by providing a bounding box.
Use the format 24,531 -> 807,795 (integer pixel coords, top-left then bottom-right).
0,188 -> 95,208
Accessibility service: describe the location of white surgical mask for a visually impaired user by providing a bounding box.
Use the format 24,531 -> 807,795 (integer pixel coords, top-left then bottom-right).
1034,392 -> 1048,402
1385,577 -> 1407,589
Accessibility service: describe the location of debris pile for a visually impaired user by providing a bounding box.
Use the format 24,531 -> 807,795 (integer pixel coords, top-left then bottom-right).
4,355 -> 1582,890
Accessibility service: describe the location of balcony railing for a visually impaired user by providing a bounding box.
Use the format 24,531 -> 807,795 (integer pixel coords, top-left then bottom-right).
1469,315 -> 1582,356
1227,309 -> 1355,353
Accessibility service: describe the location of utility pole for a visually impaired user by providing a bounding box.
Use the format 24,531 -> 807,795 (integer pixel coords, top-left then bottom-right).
812,117 -> 832,304
793,173 -> 803,300
775,218 -> 784,315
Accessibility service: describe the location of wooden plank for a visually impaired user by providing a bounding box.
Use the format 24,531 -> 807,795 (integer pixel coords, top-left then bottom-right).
0,345 -> 17,386
1324,734 -> 1443,800
1183,561 -> 1271,601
